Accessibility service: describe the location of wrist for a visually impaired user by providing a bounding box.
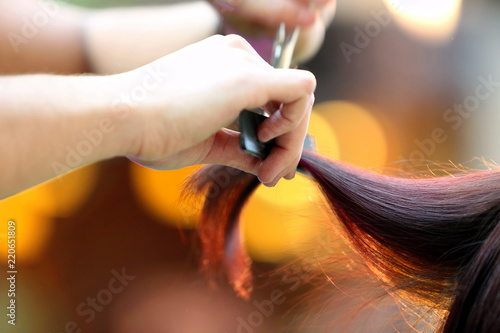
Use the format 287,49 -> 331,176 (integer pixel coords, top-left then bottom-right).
92,73 -> 144,159
52,73 -> 141,163
104,68 -> 175,160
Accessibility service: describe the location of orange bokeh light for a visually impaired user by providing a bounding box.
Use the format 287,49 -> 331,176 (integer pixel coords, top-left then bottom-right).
243,112 -> 340,262
130,164 -> 201,228
0,164 -> 98,262
314,101 -> 388,168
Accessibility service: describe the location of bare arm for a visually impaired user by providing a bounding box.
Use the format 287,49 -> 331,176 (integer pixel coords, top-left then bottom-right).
0,74 -> 127,197
0,35 -> 316,199
0,1 -> 323,199
0,0 -> 335,75
84,1 -> 220,74
0,0 -> 87,74
0,0 -> 220,75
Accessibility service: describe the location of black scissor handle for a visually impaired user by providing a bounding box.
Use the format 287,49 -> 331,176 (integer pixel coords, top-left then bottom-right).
239,110 -> 275,160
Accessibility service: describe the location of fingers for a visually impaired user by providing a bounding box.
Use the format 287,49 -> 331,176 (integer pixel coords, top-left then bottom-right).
248,69 -> 315,187
249,67 -> 316,104
257,93 -> 314,143
235,0 -> 317,26
257,100 -> 312,186
234,0 -> 335,26
155,34 -> 316,182
259,148 -> 302,186
201,128 -> 263,176
219,34 -> 267,61
256,68 -> 315,143
284,168 -> 297,180
207,36 -> 316,106
200,104 -> 312,189
321,0 -> 337,27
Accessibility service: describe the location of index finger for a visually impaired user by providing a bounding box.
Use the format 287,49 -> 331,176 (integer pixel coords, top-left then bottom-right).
256,94 -> 313,185
256,68 -> 315,143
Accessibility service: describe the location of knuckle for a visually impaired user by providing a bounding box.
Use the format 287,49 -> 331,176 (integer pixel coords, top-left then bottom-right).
223,34 -> 250,49
209,34 -> 226,44
294,155 -> 301,167
234,49 -> 258,66
280,110 -> 299,129
304,72 -> 317,91
296,70 -> 317,92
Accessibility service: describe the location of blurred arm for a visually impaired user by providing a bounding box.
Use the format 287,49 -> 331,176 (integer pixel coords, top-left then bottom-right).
0,0 -> 220,75
0,0 -> 87,74
84,1 -> 220,74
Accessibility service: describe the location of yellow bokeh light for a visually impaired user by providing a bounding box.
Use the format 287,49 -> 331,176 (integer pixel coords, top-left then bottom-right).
306,110 -> 341,161
0,188 -> 54,263
130,164 -> 201,228
252,111 -> 340,210
384,0 -> 462,43
243,177 -> 325,262
39,164 -> 99,217
0,164 -> 98,263
243,111 -> 340,262
314,101 -> 388,168
0,211 -> 54,263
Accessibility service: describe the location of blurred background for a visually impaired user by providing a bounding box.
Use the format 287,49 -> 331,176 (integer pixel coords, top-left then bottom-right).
2,0 -> 500,332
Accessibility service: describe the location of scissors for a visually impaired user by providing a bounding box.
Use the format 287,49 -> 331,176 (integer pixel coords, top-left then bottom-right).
271,23 -> 300,69
239,23 -> 299,159
239,24 -> 315,159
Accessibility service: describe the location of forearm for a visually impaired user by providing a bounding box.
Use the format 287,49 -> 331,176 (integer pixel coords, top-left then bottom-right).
0,1 -> 220,75
0,35 -> 317,198
0,74 -> 131,198
84,1 -> 220,74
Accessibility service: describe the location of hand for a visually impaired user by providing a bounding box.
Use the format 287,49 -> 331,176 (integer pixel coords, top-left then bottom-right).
119,35 -> 316,186
209,0 -> 335,27
210,0 -> 337,64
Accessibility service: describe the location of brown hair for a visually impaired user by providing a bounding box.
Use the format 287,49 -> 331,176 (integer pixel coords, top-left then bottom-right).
188,150 -> 500,332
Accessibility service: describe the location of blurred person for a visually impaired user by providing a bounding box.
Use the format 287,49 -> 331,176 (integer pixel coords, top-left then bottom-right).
0,0 -> 336,199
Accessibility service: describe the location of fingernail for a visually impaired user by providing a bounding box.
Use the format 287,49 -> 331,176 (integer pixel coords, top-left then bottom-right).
258,174 -> 272,184
264,180 -> 278,187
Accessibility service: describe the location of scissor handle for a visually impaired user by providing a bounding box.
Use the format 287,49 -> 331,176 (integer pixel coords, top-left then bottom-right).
239,110 -> 316,161
239,23 -> 305,160
239,110 -> 274,160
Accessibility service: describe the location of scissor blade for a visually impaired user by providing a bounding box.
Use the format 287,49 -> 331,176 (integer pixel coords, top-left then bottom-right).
276,26 -> 300,69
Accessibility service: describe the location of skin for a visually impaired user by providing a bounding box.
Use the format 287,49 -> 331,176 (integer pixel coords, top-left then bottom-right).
215,0 -> 337,63
211,0 -> 329,26
0,0 -> 334,199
